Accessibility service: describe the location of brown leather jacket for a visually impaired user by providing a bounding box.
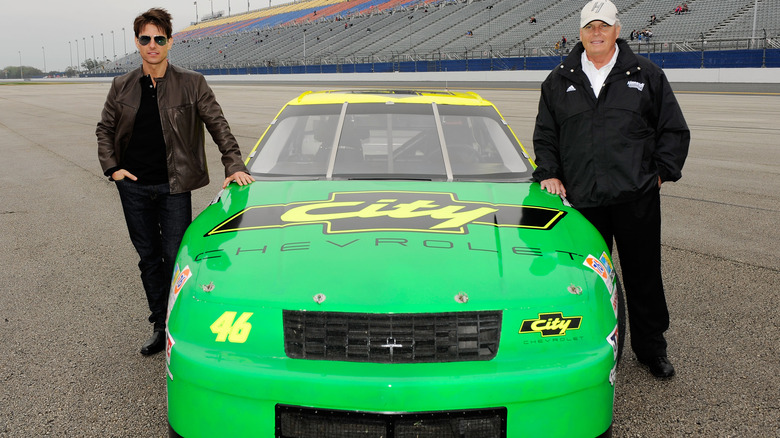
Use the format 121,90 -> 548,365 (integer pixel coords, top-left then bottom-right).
96,64 -> 247,194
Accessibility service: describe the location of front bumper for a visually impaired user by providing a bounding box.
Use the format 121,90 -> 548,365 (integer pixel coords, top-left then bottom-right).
167,340 -> 614,437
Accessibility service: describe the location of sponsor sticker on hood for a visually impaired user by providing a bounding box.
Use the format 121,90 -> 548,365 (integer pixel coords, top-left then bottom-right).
206,191 -> 566,236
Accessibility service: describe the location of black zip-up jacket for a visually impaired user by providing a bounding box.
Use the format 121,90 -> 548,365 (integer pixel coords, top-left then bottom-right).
532,39 -> 690,208
97,64 -> 248,194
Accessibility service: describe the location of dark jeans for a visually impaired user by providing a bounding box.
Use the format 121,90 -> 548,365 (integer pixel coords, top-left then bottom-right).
116,179 -> 191,331
577,188 -> 669,359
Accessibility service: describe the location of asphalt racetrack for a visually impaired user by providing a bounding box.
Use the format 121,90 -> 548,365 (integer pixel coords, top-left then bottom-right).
1,80 -> 778,437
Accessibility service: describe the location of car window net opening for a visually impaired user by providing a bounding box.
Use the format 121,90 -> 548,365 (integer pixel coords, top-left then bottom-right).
248,102 -> 530,181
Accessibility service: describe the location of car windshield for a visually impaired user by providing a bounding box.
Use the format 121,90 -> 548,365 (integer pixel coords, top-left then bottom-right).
247,102 -> 532,182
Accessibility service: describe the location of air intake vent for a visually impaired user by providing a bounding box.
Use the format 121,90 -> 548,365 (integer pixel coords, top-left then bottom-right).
283,310 -> 501,363
276,405 -> 507,438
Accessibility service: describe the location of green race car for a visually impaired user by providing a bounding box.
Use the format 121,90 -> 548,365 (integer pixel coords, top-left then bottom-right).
166,90 -> 623,438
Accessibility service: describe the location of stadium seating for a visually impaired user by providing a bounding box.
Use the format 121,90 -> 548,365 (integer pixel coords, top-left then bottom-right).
97,0 -> 779,74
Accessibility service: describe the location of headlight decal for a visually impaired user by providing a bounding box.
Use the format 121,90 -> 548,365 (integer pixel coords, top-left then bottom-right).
518,312 -> 583,337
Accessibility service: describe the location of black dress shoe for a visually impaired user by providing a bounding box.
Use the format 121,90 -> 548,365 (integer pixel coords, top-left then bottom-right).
140,330 -> 166,356
638,355 -> 675,378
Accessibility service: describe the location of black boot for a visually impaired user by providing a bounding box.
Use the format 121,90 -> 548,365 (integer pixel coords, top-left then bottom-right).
140,330 -> 166,356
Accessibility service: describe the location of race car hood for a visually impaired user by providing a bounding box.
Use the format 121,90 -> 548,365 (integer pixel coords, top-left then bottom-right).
176,180 -> 608,313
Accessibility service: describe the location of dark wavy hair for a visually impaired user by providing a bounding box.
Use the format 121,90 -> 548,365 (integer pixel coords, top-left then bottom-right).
133,8 -> 173,38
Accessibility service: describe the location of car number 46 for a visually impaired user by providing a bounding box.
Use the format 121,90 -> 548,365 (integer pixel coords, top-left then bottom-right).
210,311 -> 253,343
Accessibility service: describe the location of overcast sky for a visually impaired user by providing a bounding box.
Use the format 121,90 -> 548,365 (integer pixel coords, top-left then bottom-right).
1,0 -> 288,72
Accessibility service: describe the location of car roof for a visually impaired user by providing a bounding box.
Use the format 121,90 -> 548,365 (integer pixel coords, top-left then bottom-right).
288,89 -> 492,107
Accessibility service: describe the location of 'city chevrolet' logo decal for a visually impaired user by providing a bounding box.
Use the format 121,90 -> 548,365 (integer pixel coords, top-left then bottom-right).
519,312 -> 583,337
207,191 -> 566,236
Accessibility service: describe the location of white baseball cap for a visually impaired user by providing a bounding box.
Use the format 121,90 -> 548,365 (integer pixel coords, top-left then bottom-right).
580,0 -> 619,28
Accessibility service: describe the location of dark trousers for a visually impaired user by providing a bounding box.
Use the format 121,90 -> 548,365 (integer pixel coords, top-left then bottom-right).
116,179 -> 191,331
577,188 -> 669,359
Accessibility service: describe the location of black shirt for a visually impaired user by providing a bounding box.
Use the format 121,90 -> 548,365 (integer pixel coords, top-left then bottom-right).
122,75 -> 168,185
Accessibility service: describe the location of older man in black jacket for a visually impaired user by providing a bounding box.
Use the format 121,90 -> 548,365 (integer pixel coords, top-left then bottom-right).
533,0 -> 690,378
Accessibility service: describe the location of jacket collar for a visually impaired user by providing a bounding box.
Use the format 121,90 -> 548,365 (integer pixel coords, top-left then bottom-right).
134,62 -> 176,84
557,39 -> 640,80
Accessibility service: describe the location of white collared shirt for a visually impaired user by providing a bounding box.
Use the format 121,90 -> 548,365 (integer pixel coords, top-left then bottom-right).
581,44 -> 619,98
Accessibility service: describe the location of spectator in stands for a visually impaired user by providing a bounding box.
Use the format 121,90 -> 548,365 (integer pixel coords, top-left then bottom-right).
650,14 -> 657,25
561,35 -> 567,50
532,0 -> 689,380
675,5 -> 683,15
529,16 -> 537,24
466,30 -> 473,37
630,29 -> 636,40
96,8 -> 254,356
682,3 -> 689,13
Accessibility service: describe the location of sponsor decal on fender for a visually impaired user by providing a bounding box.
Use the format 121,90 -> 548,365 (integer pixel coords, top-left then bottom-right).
607,325 -> 619,361
166,329 -> 175,366
206,191 -> 566,236
166,265 -> 192,324
519,312 -> 582,337
584,251 -> 616,294
611,288 -> 618,318
609,364 -> 617,387
173,265 -> 192,295
165,329 -> 175,381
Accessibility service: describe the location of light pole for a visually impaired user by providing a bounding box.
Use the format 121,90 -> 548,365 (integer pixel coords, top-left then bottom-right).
91,35 -> 96,60
210,0 -> 213,17
42,46 -> 46,73
19,51 -> 23,80
486,5 -> 493,44
122,28 -> 127,55
82,37 -> 86,63
407,15 -> 413,52
194,1 -> 198,22
75,39 -> 80,71
303,29 -> 306,62
101,33 -> 105,61
111,30 -> 116,60
69,41 -> 73,70
228,0 -> 231,16
751,0 -> 759,49
248,0 -> 250,12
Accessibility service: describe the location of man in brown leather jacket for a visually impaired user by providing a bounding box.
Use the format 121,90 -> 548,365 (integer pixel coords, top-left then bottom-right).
96,8 -> 254,356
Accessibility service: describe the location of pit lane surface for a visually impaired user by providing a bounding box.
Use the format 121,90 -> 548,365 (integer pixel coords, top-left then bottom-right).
0,82 -> 778,437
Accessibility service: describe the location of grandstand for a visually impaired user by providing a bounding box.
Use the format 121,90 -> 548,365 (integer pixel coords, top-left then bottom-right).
97,0 -> 779,74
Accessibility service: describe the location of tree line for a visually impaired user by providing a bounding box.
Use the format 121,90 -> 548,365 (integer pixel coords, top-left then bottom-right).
2,59 -> 103,78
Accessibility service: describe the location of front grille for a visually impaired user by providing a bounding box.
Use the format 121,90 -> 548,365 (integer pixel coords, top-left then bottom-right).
276,405 -> 507,438
283,310 -> 501,363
